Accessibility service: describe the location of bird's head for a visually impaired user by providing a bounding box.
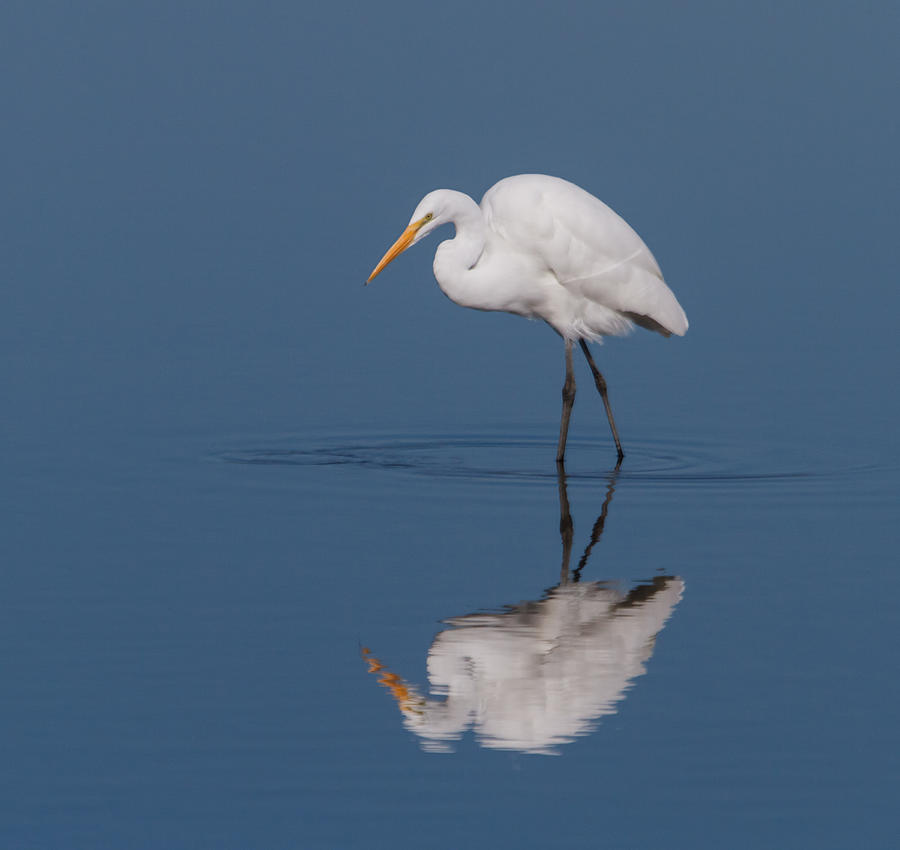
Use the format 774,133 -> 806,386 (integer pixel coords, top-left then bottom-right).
366,190 -> 453,283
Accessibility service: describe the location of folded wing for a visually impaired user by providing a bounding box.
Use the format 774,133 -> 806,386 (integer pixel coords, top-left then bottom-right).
481,174 -> 688,337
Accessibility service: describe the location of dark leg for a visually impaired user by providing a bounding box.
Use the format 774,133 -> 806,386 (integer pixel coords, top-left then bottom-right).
556,339 -> 576,463
579,340 -> 624,460
557,462 -> 573,585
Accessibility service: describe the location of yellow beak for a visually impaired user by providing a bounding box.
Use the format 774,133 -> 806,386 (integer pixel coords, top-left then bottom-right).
366,217 -> 427,284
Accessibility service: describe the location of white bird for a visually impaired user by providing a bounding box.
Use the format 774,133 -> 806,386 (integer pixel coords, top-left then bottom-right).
367,174 -> 688,462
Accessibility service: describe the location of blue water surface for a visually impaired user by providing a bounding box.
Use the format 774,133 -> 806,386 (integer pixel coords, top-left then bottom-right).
2,2 -> 898,848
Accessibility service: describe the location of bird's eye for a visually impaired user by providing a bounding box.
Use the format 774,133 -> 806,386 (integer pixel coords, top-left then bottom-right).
424,213 -> 433,221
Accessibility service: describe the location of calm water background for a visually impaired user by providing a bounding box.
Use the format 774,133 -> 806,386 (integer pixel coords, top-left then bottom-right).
2,1 -> 899,847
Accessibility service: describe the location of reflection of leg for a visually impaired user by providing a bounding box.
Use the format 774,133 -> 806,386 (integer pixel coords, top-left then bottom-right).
556,339 -> 576,463
573,460 -> 621,582
557,462 -> 573,585
579,340 -> 624,460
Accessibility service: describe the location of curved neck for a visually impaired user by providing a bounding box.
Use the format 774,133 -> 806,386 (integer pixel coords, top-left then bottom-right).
432,193 -> 487,306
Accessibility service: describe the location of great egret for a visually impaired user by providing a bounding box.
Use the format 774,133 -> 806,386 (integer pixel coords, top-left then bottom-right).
367,174 -> 688,462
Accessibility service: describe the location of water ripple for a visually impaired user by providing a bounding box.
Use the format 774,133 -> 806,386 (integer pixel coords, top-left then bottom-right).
214,432 -> 885,488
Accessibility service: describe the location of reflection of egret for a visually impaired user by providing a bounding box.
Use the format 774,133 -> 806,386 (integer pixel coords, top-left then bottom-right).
367,175 -> 689,462
363,464 -> 684,754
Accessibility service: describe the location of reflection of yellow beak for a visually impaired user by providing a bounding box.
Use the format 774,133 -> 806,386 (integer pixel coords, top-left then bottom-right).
361,647 -> 425,715
366,217 -> 428,283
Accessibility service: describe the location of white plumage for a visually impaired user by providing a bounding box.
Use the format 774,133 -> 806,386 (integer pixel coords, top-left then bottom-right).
368,174 -> 689,462
481,175 -> 687,340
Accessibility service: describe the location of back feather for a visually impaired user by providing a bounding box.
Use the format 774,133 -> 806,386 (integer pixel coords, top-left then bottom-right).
482,175 -> 688,337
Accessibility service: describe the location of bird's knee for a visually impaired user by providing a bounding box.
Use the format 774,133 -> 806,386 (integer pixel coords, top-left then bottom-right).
562,380 -> 576,404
